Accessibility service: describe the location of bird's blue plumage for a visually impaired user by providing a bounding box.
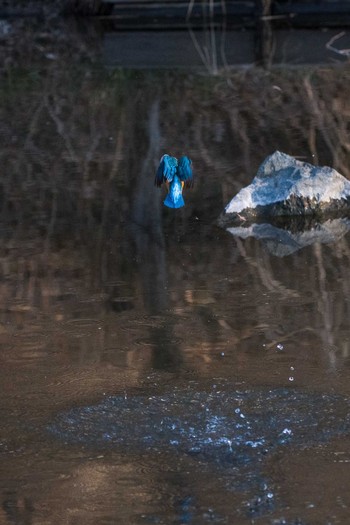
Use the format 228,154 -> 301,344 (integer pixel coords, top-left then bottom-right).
155,154 -> 194,208
163,175 -> 185,209
178,156 -> 193,188
154,154 -> 178,186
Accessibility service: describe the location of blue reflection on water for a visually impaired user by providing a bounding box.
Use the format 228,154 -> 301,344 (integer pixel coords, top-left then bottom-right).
48,385 -> 350,522
49,385 -> 350,464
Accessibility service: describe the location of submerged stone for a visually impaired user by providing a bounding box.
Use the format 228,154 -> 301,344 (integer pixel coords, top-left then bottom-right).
219,151 -> 350,224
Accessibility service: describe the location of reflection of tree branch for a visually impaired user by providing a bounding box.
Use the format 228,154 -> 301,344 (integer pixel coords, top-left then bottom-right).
44,186 -> 57,255
83,125 -> 101,175
314,243 -> 337,368
334,240 -> 350,302
16,99 -> 53,174
23,99 -> 45,151
235,237 -> 299,298
326,32 -> 350,57
229,110 -> 252,180
194,121 -> 218,168
264,326 -> 315,350
304,76 -> 336,154
45,96 -> 79,164
303,75 -> 349,177
307,122 -> 318,164
96,116 -> 125,255
108,118 -> 125,183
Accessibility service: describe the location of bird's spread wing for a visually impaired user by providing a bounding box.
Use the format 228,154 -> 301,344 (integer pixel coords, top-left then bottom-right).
154,154 -> 178,187
177,156 -> 194,188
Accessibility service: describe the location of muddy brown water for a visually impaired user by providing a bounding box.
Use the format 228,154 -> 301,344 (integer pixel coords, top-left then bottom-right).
1,25 -> 350,523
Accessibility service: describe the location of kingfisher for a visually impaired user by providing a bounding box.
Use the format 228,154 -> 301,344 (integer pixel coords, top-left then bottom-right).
155,154 -> 194,208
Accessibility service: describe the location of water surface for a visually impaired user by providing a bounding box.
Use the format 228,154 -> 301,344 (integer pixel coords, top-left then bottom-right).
1,18 -> 350,524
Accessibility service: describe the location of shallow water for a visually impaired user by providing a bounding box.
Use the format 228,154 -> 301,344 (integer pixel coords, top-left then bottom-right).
1,19 -> 350,525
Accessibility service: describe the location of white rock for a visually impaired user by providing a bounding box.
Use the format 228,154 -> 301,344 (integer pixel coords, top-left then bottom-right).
224,151 -> 350,216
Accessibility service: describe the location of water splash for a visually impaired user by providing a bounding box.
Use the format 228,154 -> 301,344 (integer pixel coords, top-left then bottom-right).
49,387 -> 350,462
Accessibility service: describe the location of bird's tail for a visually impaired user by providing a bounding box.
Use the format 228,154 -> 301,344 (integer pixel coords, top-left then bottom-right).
164,193 -> 185,209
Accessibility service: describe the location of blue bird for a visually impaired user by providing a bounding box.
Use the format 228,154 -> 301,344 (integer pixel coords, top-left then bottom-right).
155,154 -> 194,209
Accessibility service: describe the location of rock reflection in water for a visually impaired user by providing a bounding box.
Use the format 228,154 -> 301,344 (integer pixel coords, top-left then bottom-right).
226,217 -> 350,256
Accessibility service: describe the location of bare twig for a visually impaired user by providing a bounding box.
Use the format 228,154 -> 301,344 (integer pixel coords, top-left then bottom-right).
326,31 -> 350,57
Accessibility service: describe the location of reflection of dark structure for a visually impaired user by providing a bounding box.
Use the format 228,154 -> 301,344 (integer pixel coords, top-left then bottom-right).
129,99 -> 166,315
63,0 -> 113,15
129,100 -> 182,371
96,1 -> 350,69
83,1 -> 350,28
103,29 -> 350,70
